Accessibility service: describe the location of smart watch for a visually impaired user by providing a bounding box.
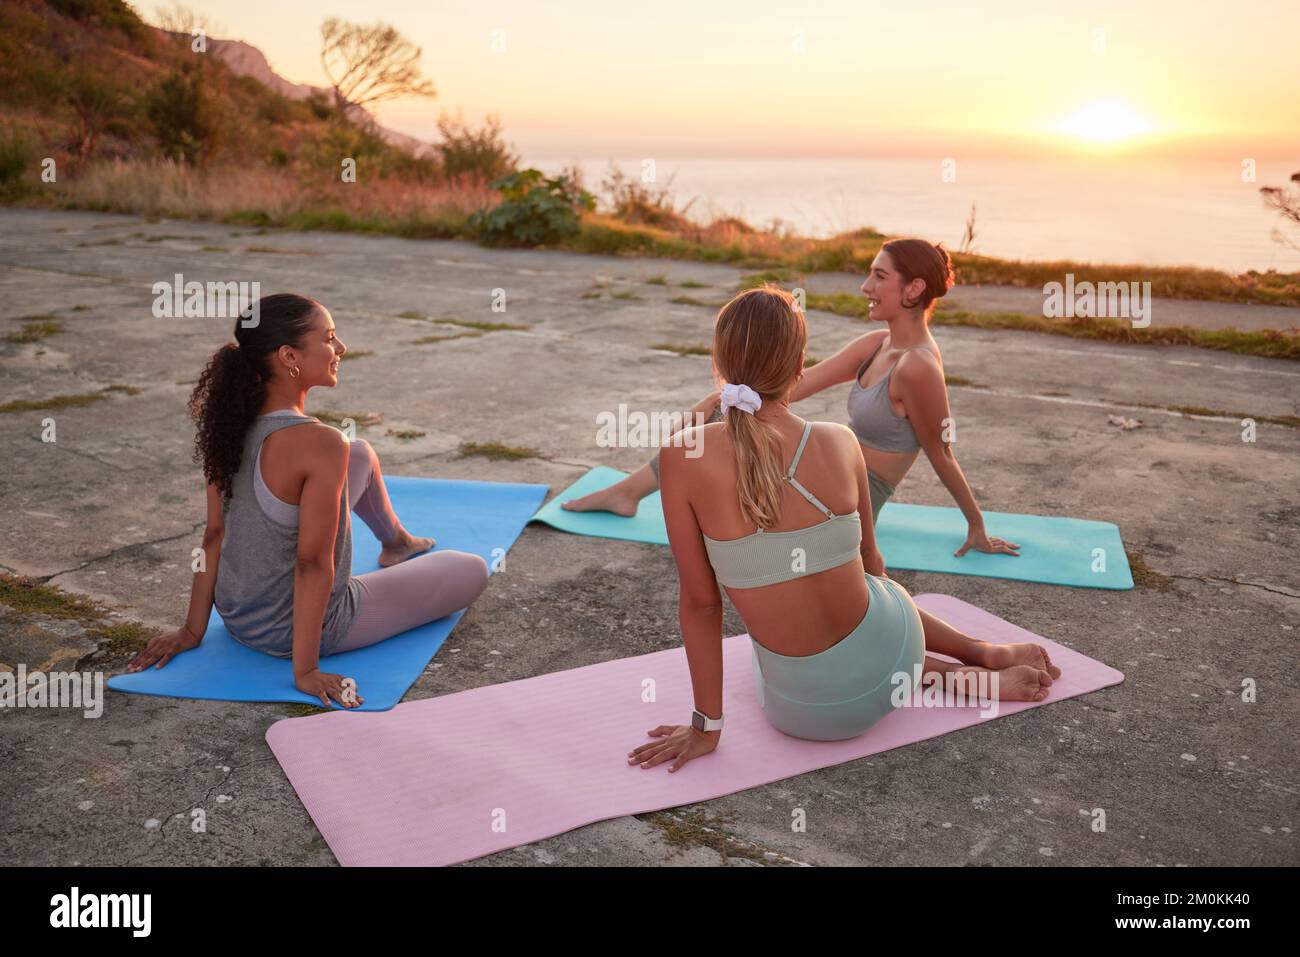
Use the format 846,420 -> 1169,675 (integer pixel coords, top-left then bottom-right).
691,709 -> 724,733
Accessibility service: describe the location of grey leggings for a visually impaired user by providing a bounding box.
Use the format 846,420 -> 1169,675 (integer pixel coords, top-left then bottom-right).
331,440 -> 490,653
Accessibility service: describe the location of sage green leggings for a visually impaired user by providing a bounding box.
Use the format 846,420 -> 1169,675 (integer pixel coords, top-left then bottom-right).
749,573 -> 925,741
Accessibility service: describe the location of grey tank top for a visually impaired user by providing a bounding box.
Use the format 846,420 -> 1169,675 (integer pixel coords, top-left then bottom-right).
702,421 -> 862,589
846,351 -> 922,453
214,411 -> 360,658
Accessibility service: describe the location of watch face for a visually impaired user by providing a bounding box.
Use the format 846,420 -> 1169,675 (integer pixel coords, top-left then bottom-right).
691,711 -> 704,731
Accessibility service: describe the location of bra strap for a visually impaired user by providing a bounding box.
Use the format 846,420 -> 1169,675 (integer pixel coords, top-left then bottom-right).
784,422 -> 836,519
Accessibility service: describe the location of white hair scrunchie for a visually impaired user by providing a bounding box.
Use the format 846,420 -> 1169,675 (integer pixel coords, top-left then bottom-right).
719,382 -> 763,416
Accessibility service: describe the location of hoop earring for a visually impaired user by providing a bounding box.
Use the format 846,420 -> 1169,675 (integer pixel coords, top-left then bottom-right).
289,366 -> 300,379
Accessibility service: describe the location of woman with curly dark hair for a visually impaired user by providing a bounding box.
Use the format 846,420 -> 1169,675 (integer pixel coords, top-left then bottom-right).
126,293 -> 489,708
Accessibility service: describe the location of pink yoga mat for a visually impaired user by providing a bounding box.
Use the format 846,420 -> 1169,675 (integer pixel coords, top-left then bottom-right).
266,594 -> 1124,866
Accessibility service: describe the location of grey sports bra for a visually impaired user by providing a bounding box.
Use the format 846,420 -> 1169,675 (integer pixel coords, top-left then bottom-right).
847,349 -> 922,453
702,421 -> 862,589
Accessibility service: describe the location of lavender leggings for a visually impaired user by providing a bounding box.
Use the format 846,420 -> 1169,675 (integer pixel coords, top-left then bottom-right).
333,439 -> 490,652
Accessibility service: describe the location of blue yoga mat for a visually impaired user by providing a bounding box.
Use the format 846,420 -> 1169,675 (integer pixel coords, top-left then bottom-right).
530,468 -> 1133,589
108,476 -> 549,711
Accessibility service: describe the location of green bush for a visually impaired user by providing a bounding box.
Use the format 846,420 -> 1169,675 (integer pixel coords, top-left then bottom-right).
435,113 -> 518,183
146,68 -> 217,164
470,169 -> 595,247
0,131 -> 32,190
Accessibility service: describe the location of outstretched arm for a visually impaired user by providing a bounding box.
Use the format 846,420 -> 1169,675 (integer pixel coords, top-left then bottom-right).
127,482 -> 224,672
788,330 -> 886,403
894,355 -> 1019,557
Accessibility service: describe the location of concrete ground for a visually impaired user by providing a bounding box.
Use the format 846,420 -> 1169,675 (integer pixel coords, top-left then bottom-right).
0,208 -> 1296,867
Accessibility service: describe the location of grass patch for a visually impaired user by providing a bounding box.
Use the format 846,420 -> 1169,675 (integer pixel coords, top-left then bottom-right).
439,318 -> 526,332
802,294 -> 1300,362
284,703 -> 331,717
201,245 -> 229,253
0,574 -> 153,660
340,350 -> 374,360
1126,402 -> 1300,429
412,332 -> 483,344
638,809 -> 767,863
314,410 -> 382,428
0,575 -> 102,620
804,356 -> 820,366
579,291 -> 602,300
396,314 -> 525,332
679,280 -> 710,288
669,295 -> 717,307
0,385 -> 137,414
71,305 -> 92,312
76,238 -> 123,247
5,318 -> 62,343
651,342 -> 711,357
385,429 -> 427,440
738,269 -> 803,289
944,374 -> 987,389
643,275 -> 668,285
457,441 -> 539,461
86,621 -> 152,656
1126,548 -> 1176,592
611,290 -> 641,301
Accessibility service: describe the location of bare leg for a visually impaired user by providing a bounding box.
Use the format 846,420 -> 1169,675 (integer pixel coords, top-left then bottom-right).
347,439 -> 433,567
562,392 -> 719,516
560,462 -> 659,516
332,550 -> 490,653
918,607 -> 1061,678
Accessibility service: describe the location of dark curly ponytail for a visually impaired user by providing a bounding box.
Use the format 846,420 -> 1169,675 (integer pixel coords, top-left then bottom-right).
189,293 -> 322,499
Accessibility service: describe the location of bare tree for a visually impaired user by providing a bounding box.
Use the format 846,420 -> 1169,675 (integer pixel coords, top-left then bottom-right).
320,19 -> 436,113
1260,171 -> 1300,254
152,2 -> 225,38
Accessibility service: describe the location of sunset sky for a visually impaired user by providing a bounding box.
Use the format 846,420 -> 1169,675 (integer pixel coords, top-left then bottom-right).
166,0 -> 1298,159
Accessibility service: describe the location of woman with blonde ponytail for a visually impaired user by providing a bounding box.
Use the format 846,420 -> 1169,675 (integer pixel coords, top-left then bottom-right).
627,286 -> 1060,771
565,238 -> 1016,559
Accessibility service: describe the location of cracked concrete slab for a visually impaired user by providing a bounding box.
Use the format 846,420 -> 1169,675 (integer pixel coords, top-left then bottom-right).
0,208 -> 1296,867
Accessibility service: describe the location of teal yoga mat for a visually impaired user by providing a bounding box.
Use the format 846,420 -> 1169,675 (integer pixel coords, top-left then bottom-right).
107,476 -> 549,711
531,467 -> 1133,589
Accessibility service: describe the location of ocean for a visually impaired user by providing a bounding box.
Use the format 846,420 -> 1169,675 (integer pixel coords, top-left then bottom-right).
534,155 -> 1300,273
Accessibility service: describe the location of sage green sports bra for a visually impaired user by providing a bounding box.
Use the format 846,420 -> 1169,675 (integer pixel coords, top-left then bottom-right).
702,421 -> 862,589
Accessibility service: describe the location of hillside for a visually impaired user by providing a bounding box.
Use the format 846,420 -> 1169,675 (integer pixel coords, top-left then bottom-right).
0,0 -> 429,173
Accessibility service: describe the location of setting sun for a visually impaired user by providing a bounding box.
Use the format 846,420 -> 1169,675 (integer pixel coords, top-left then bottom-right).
1056,100 -> 1152,144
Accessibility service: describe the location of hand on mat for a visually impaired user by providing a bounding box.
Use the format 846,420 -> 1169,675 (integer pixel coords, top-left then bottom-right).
628,724 -> 718,772
296,669 -> 365,708
126,626 -> 202,672
955,526 -> 1020,558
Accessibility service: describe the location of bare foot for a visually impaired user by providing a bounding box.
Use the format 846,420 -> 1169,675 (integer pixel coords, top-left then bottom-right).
982,642 -> 1062,679
922,660 -> 1052,702
992,664 -> 1053,701
560,485 -> 640,517
378,530 -> 435,567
